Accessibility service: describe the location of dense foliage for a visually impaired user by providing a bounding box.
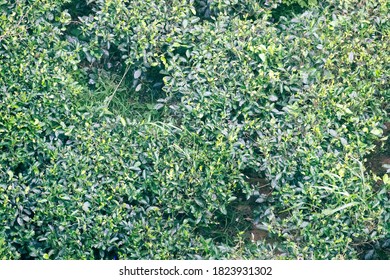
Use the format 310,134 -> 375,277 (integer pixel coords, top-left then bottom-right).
0,0 -> 389,259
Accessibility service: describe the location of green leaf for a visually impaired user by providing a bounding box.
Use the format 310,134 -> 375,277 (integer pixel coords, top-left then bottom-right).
329,129 -> 338,138
183,19 -> 188,29
269,95 -> 278,102
220,205 -> 227,215
119,116 -> 126,126
146,206 -> 160,213
370,128 -> 383,136
82,202 -> 90,212
6,170 -> 13,180
134,70 -> 142,79
259,53 -> 266,62
383,174 -> 389,184
154,103 -> 164,110
322,202 -> 358,216
348,52 -> 354,62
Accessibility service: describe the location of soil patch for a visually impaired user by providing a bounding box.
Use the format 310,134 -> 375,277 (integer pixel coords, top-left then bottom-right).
365,122 -> 390,176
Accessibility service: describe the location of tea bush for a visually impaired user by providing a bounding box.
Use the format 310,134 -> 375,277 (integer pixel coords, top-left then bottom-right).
1,0 -> 389,259
0,0 -> 257,259
253,0 -> 390,258
0,112 -> 252,259
147,0 -> 389,258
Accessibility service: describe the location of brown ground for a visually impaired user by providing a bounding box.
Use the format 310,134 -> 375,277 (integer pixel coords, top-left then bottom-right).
366,122 -> 390,176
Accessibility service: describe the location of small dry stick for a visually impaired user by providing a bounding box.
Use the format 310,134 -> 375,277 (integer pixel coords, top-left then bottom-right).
106,65 -> 131,107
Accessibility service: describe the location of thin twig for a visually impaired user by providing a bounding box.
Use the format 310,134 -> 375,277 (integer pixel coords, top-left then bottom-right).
106,65 -> 130,107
